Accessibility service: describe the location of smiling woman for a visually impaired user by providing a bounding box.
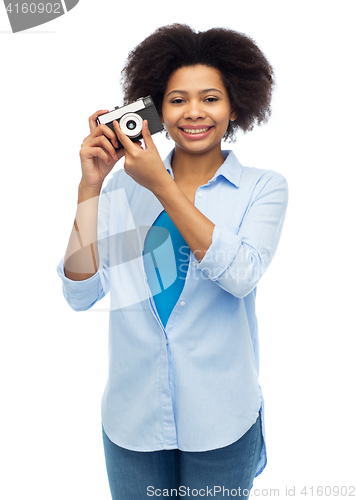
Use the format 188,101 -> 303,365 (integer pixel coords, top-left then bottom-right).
57,23 -> 289,500
161,65 -> 237,174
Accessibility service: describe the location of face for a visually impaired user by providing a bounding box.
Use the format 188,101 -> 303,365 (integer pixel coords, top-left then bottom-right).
161,65 -> 237,156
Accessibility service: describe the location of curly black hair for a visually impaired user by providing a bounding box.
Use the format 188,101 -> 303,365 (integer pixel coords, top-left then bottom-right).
121,24 -> 275,141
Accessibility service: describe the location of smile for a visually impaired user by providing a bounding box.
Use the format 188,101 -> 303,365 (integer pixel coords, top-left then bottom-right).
181,127 -> 211,135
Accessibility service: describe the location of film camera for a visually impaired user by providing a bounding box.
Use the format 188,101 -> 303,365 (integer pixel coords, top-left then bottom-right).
97,96 -> 164,150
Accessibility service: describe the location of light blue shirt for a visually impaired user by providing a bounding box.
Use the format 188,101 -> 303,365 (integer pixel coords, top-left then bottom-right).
56,149 -> 288,478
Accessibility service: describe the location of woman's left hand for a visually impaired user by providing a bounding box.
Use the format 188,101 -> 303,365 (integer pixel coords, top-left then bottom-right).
113,119 -> 171,195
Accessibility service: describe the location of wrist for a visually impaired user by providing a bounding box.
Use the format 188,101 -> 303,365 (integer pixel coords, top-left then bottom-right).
152,174 -> 176,200
78,181 -> 102,203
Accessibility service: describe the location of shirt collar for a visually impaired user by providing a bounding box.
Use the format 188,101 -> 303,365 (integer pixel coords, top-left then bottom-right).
163,149 -> 242,188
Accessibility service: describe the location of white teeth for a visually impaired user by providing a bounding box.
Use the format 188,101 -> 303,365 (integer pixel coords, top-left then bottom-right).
182,127 -> 210,134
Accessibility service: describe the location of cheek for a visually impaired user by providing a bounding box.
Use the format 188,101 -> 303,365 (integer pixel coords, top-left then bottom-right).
162,111 -> 178,129
216,107 -> 232,125
161,105 -> 173,127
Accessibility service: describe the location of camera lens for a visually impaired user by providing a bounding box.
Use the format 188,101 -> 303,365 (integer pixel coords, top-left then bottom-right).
127,120 -> 136,130
119,113 -> 143,138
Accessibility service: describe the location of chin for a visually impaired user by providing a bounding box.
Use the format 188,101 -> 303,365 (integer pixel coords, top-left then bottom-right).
176,140 -> 222,155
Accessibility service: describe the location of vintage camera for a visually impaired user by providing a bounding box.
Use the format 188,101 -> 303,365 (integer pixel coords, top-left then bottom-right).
97,95 -> 164,150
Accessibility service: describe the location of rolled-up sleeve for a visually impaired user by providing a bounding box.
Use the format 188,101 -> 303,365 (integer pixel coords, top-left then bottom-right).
56,259 -> 105,311
197,173 -> 289,298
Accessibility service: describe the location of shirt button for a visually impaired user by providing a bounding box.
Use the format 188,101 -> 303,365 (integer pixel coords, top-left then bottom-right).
180,301 -> 186,306
192,261 -> 198,267
197,192 -> 203,197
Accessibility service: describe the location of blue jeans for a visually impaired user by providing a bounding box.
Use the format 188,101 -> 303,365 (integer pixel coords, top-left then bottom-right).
102,414 -> 263,499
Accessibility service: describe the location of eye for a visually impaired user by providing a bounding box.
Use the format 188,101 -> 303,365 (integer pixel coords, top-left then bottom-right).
171,98 -> 185,104
205,97 -> 219,103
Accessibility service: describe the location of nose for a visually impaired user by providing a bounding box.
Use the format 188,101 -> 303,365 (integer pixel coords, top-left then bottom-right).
183,100 -> 206,121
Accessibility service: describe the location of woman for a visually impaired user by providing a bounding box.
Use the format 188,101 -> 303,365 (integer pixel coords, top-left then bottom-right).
57,24 -> 288,499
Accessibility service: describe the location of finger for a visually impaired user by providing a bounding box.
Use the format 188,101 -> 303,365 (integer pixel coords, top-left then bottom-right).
83,124 -> 119,152
141,120 -> 155,150
113,120 -> 137,153
80,145 -> 111,165
91,123 -> 120,150
85,135 -> 118,161
132,140 -> 144,151
89,110 -> 109,133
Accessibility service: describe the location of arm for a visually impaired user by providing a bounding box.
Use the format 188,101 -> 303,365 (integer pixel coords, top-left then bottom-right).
154,179 -> 215,263
63,109 -> 123,281
63,183 -> 102,281
155,172 -> 288,298
114,120 -> 288,297
57,180 -> 112,312
57,110 -> 123,311
196,174 -> 289,297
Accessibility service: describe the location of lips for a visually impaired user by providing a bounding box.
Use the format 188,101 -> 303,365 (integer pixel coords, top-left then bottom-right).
181,127 -> 211,135
178,126 -> 214,139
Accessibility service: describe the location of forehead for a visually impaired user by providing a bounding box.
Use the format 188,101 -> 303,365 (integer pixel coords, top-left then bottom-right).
165,65 -> 226,94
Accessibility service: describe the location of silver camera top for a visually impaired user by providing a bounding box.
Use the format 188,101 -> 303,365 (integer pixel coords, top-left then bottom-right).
97,97 -> 150,125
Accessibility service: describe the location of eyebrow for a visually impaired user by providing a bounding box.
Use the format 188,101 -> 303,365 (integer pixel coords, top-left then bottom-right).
166,88 -> 223,97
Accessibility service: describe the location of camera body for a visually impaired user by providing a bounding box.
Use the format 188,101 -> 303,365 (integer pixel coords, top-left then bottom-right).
97,96 -> 164,150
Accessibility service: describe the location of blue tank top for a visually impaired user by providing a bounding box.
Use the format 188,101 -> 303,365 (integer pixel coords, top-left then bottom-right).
143,211 -> 190,328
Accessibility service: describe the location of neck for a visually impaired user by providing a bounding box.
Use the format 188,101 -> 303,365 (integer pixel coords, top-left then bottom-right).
171,144 -> 225,184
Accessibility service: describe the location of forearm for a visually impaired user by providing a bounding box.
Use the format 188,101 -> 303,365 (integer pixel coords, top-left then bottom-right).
64,182 -> 102,281
154,178 -> 215,262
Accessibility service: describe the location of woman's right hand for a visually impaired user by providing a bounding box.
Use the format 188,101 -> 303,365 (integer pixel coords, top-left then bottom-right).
79,110 -> 125,190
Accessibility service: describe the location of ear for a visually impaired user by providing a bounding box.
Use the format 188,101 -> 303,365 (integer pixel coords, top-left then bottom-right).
230,108 -> 238,121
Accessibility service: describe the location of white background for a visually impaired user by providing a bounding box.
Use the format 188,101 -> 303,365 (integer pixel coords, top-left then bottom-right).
1,1 -> 356,499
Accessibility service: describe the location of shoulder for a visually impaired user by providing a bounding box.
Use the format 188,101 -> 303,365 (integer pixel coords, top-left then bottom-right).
228,151 -> 288,191
223,151 -> 288,208
243,164 -> 288,192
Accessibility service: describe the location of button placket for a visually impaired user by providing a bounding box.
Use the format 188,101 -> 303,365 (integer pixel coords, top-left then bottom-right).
193,185 -> 206,267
